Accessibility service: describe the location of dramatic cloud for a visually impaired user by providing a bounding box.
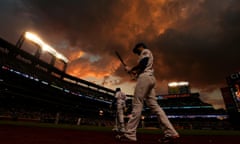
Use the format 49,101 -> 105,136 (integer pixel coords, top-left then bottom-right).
1,0 -> 240,109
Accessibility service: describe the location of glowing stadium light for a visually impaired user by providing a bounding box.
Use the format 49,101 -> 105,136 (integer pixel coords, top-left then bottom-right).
168,81 -> 189,87
24,31 -> 69,63
55,53 -> 69,64
25,32 -> 44,47
42,44 -> 57,55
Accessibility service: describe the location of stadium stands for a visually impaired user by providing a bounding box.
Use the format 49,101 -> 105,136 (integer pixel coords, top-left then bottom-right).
0,36 -> 232,129
0,37 -> 115,126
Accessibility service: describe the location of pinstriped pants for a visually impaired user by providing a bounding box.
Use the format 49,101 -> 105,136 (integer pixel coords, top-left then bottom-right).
124,73 -> 178,141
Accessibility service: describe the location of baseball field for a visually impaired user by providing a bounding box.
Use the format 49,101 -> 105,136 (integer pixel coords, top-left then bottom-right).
0,120 -> 240,144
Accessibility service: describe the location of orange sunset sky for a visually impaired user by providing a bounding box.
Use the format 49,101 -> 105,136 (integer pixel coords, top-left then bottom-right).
1,0 -> 240,109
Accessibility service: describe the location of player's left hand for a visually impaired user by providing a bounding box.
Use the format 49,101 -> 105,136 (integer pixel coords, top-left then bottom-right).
124,66 -> 131,72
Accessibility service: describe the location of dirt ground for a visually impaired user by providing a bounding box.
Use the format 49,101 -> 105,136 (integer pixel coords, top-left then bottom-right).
0,124 -> 239,144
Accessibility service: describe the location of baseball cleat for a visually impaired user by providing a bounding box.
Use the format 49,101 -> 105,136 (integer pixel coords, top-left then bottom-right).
158,135 -> 180,144
115,134 -> 137,142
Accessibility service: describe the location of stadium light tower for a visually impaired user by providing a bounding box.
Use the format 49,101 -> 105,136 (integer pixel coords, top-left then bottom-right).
16,32 -> 25,49
168,81 -> 190,94
24,31 -> 69,63
16,31 -> 69,73
168,81 -> 189,87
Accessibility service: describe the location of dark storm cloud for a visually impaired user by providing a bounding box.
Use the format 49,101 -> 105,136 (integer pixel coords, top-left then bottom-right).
1,0 -> 240,108
19,0 -> 240,85
0,0 -> 33,42
150,0 -> 240,92
21,0 -> 125,51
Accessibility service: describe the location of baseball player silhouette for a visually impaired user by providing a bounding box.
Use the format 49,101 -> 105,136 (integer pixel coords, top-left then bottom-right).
117,42 -> 180,143
112,87 -> 126,133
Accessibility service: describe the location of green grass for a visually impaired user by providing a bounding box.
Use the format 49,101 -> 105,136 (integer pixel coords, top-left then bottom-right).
1,120 -> 240,135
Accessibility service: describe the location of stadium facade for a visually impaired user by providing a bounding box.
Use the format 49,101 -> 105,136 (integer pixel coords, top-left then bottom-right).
125,83 -> 229,129
0,36 -> 232,129
221,72 -> 240,129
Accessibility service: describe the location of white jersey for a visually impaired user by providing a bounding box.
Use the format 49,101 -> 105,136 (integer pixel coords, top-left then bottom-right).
138,49 -> 154,75
115,91 -> 126,103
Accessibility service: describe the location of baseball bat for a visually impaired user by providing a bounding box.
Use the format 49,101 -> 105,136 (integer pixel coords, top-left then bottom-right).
115,51 -> 137,80
115,51 -> 127,66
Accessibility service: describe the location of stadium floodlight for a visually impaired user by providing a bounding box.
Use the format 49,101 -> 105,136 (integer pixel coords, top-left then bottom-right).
42,43 -> 57,55
168,81 -> 189,87
25,32 -> 44,47
24,31 -> 69,63
55,53 -> 69,63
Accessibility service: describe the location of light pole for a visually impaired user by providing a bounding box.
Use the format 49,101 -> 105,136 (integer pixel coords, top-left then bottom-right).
22,31 -> 69,74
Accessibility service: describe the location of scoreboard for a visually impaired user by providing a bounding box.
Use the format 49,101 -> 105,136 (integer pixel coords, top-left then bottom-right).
168,81 -> 190,94
226,72 -> 240,112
